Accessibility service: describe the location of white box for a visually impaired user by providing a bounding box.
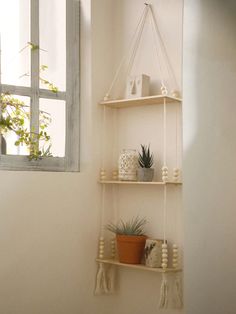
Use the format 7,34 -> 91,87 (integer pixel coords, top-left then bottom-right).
144,239 -> 163,268
126,74 -> 150,99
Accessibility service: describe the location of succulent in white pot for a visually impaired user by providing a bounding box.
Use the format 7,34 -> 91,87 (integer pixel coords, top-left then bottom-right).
137,144 -> 154,182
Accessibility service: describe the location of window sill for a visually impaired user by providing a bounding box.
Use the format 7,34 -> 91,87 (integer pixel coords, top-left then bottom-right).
0,155 -> 79,172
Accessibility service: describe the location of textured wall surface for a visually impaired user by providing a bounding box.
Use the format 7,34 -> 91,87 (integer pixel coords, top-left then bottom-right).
0,1 -> 183,313
183,1 -> 236,314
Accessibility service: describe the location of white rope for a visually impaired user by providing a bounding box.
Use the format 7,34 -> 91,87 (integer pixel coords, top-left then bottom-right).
159,273 -> 169,309
101,106 -> 106,171
163,185 -> 167,243
101,184 -> 105,236
173,273 -> 183,308
163,98 -> 167,166
175,104 -> 178,169
95,104 -> 108,295
104,5 -> 149,99
149,6 -> 179,91
149,7 -> 165,86
125,6 -> 149,78
94,263 -> 109,295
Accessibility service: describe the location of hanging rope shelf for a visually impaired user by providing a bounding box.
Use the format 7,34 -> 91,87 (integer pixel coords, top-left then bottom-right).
95,3 -> 183,310
103,3 -> 181,102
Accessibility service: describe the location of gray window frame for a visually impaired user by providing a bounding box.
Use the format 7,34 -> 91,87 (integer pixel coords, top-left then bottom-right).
0,0 -> 80,172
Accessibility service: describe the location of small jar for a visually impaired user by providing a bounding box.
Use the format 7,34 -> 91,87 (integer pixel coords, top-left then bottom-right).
118,149 -> 138,181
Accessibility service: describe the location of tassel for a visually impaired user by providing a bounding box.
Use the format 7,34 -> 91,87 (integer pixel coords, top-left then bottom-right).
159,273 -> 169,309
107,265 -> 116,294
106,238 -> 116,293
173,274 -> 183,308
94,262 -> 109,295
94,237 -> 109,295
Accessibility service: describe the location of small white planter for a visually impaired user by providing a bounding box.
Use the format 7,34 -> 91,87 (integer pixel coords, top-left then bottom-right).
137,168 -> 154,182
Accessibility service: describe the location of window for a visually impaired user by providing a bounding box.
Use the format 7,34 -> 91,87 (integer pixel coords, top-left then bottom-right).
0,0 -> 80,171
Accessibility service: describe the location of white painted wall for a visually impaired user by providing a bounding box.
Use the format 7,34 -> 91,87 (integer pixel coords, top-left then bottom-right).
183,1 -> 236,313
0,1 -> 183,314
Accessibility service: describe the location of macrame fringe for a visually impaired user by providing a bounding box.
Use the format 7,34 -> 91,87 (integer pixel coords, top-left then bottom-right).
159,274 -> 169,309
173,274 -> 183,308
94,263 -> 109,295
107,265 -> 116,294
159,273 -> 169,309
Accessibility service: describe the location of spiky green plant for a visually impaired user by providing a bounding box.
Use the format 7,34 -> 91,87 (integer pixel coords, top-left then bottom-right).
138,144 -> 154,168
106,216 -> 147,236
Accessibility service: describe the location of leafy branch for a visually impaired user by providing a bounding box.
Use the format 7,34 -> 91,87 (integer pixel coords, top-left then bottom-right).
0,93 -> 52,160
0,42 -> 60,159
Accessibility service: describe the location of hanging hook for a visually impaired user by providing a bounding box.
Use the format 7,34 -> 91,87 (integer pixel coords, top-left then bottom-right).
144,3 -> 150,6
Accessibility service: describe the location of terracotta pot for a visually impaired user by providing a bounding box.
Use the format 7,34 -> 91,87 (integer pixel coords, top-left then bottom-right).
116,234 -> 147,264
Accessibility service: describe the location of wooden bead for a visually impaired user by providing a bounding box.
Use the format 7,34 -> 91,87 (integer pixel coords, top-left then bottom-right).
173,263 -> 178,268
162,263 -> 167,268
162,253 -> 168,258
112,170 -> 118,180
162,166 -> 168,171
161,84 -> 168,95
162,243 -> 168,249
171,90 -> 180,98
100,169 -> 106,180
162,258 -> 168,263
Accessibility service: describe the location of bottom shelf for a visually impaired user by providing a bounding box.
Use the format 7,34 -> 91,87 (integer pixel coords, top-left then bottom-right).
96,258 -> 182,273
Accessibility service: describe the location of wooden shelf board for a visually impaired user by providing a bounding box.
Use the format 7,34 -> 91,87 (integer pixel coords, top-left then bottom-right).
96,258 -> 182,273
99,95 -> 182,109
99,180 -> 182,185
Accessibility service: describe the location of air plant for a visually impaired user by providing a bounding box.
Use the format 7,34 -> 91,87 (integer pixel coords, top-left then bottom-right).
106,216 -> 147,236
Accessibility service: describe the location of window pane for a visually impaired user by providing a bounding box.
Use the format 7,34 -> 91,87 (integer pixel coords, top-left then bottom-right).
0,0 -> 30,86
39,99 -> 65,157
1,95 -> 30,156
39,0 -> 66,92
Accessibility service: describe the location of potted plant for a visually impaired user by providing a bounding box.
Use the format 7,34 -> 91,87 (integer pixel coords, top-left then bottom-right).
137,144 -> 154,181
106,216 -> 147,264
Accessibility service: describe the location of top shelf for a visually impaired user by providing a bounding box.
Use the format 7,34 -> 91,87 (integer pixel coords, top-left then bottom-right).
99,95 -> 182,109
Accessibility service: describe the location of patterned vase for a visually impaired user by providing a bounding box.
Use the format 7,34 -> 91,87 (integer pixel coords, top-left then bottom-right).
118,149 -> 138,181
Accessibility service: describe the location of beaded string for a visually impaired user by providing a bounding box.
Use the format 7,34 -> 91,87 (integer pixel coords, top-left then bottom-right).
173,103 -> 180,182
161,97 -> 168,270
100,106 -> 107,181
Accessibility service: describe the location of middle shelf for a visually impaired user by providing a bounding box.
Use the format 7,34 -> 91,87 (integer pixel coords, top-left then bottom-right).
99,180 -> 182,185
